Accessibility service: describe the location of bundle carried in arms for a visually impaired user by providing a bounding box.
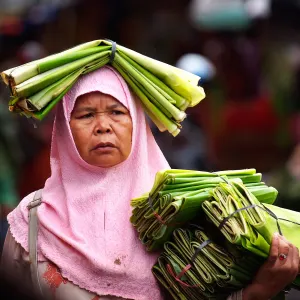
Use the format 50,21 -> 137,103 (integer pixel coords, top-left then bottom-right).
131,169 -> 300,300
130,168 -> 278,251
145,175 -> 300,299
1,40 -> 205,136
202,181 -> 300,264
153,228 -> 265,300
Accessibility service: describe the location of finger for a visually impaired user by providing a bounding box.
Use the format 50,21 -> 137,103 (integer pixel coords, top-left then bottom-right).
285,245 -> 298,280
268,232 -> 280,264
278,235 -> 291,265
279,236 -> 299,278
281,236 -> 296,266
293,246 -> 300,274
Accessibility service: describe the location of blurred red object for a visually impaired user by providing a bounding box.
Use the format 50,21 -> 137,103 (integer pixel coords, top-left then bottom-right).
199,94 -> 288,171
222,95 -> 279,134
0,16 -> 23,36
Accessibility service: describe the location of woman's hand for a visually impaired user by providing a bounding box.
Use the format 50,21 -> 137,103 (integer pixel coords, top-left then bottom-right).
243,233 -> 299,300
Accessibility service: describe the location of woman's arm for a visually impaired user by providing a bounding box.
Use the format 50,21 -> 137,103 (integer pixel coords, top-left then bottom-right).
228,233 -> 299,300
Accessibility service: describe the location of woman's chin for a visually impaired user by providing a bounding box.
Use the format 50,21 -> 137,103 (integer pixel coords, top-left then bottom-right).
87,157 -> 123,168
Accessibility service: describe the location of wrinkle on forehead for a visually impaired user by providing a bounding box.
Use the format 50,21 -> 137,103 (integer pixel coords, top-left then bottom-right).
72,92 -> 128,115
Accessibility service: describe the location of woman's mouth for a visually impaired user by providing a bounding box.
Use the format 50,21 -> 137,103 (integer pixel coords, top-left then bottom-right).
92,142 -> 116,153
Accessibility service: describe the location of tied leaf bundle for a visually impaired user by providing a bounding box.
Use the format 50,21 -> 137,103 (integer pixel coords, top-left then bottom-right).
153,228 -> 264,300
150,181 -> 300,299
130,169 -> 278,251
1,40 -> 205,136
202,181 -> 300,260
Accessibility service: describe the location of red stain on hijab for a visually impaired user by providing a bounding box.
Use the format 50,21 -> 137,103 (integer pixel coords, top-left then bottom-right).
43,263 -> 67,294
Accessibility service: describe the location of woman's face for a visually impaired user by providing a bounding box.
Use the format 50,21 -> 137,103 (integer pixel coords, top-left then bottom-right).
70,92 -> 133,168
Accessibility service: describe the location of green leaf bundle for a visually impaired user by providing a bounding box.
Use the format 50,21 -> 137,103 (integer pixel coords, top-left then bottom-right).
132,169 -> 300,299
130,169 -> 278,251
152,228 -> 264,300
202,181 -> 300,259
1,40 -> 205,136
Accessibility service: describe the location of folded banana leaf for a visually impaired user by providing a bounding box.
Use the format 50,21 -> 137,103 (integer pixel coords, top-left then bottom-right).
1,40 -> 205,136
137,172 -> 298,299
202,181 -> 300,287
131,169 -> 278,251
153,228 -> 263,300
202,182 -> 300,256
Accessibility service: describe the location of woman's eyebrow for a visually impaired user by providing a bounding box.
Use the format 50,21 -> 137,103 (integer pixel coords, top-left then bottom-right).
73,104 -> 126,113
74,107 -> 97,113
107,103 -> 126,110
107,103 -> 127,110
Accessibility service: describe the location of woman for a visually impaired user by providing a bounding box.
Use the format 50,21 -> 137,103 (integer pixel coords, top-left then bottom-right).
1,66 -> 299,300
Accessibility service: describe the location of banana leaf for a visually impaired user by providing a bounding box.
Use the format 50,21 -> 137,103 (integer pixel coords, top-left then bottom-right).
131,169 -> 278,251
133,171 -> 296,299
202,181 -> 300,287
1,39 -> 205,136
202,182 -> 300,256
153,228 -> 262,300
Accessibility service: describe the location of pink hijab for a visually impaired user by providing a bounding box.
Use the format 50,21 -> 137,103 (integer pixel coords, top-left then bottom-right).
8,66 -> 169,299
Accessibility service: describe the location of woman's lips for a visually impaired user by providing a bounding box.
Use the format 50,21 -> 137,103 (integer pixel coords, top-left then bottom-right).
93,146 -> 115,154
92,142 -> 116,153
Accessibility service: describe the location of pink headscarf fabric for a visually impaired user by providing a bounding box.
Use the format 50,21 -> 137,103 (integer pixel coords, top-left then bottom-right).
8,66 -> 169,299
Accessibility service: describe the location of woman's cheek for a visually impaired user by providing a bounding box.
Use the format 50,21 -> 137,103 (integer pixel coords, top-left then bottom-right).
125,126 -> 133,157
73,128 -> 89,154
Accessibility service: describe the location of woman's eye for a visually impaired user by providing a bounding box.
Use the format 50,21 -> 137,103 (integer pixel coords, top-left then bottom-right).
78,113 -> 93,119
111,110 -> 125,115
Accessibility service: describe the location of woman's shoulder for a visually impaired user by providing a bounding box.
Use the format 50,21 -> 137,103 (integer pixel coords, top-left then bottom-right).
12,190 -> 39,214
5,191 -> 38,255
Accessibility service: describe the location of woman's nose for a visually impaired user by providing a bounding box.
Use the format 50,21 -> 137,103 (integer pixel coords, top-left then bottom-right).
96,127 -> 111,134
94,115 -> 112,134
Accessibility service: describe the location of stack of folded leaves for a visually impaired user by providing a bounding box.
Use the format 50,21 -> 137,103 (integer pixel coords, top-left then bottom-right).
151,180 -> 300,299
202,181 -> 300,259
1,40 -> 205,136
130,169 -> 278,251
152,228 -> 264,300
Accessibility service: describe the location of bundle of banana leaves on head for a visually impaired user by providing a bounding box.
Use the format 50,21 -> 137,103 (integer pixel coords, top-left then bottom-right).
130,168 -> 278,251
1,39 -> 205,136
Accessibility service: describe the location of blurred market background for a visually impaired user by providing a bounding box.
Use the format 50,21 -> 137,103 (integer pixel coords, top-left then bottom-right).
0,0 -> 300,257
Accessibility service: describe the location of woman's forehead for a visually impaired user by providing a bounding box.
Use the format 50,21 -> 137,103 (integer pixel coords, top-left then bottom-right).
74,92 -> 126,110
